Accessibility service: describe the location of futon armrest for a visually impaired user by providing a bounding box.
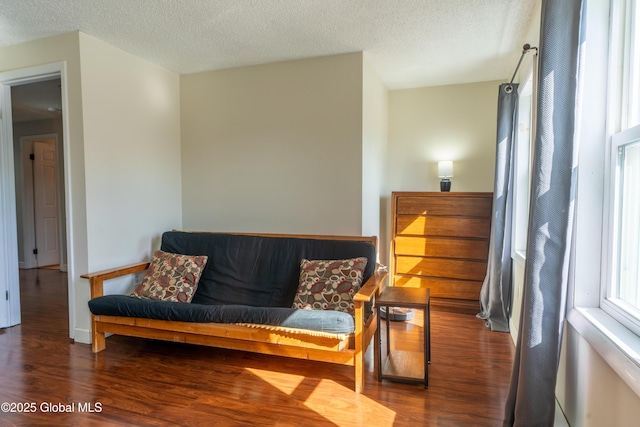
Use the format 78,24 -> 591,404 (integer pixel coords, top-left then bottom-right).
354,264 -> 388,303
81,261 -> 150,298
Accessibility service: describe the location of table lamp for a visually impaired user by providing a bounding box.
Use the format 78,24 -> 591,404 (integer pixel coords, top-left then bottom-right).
438,160 -> 453,192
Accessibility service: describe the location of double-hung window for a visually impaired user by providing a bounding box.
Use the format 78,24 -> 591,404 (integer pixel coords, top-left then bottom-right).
513,72 -> 534,263
603,0 -> 640,336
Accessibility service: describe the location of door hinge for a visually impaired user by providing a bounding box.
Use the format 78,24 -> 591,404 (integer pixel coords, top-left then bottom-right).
5,290 -> 8,301
33,248 -> 38,255
29,153 -> 35,160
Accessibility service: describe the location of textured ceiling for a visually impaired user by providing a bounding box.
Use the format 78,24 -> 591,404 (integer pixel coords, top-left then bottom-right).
0,0 -> 538,90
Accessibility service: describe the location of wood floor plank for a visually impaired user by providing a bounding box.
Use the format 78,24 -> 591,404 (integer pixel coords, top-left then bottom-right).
0,268 -> 515,426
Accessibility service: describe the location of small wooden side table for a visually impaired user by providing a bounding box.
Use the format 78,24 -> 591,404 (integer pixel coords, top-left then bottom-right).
376,286 -> 430,388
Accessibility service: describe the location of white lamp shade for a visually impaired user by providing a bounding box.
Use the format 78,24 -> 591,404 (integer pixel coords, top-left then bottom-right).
438,160 -> 454,178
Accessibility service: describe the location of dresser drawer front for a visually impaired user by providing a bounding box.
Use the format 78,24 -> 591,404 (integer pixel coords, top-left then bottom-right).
395,216 -> 491,238
396,196 -> 492,217
395,256 -> 487,281
391,192 -> 492,313
394,236 -> 489,261
394,275 -> 482,300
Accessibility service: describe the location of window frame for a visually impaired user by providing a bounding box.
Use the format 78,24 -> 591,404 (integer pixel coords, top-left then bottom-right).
602,125 -> 640,337
601,0 -> 640,337
512,71 -> 534,264
567,0 -> 640,400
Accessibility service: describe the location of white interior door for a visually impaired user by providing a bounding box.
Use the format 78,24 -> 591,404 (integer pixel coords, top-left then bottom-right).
33,139 -> 59,267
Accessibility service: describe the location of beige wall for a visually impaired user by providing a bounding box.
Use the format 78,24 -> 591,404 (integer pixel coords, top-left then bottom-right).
0,32 -> 89,338
362,56 -> 388,262
387,81 -> 498,194
0,32 -> 182,342
384,80 -> 498,266
78,33 -> 182,333
180,53 -> 365,236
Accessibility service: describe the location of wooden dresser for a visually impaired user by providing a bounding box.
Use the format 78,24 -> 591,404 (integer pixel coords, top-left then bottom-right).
390,192 -> 493,315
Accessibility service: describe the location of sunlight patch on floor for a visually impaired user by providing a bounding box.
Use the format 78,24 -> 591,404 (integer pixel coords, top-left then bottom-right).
304,379 -> 397,426
245,368 -> 305,394
246,368 -> 397,425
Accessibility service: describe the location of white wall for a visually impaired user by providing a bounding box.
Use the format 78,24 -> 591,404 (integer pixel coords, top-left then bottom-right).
556,324 -> 640,426
511,270 -> 640,426
387,81 -> 498,194
0,32 -> 88,338
362,56 -> 388,262
78,33 -> 182,337
180,53 -> 364,236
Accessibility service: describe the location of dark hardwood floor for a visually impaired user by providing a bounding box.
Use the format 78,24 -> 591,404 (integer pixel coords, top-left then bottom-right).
0,269 -> 514,426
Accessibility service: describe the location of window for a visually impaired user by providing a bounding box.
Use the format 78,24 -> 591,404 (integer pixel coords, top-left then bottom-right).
603,0 -> 640,336
606,127 -> 640,333
513,72 -> 534,261
565,0 -> 640,400
626,0 -> 640,129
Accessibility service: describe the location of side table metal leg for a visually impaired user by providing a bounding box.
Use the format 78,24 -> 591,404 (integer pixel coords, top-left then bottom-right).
377,306 -> 381,382
427,301 -> 431,364
385,307 -> 391,356
424,306 -> 429,389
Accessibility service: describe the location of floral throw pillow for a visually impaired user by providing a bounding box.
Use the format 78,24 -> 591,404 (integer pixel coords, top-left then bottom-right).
131,250 -> 208,303
292,257 -> 368,315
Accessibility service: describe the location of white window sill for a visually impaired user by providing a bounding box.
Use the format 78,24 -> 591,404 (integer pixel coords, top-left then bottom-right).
512,249 -> 526,266
566,307 -> 640,398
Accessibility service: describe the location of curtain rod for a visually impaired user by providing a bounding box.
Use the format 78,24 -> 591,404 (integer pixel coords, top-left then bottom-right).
505,44 -> 538,93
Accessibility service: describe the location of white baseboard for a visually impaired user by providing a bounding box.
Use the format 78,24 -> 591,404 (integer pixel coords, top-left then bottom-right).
554,400 -> 570,426
74,328 -> 91,344
509,318 -> 518,344
17,262 -> 68,271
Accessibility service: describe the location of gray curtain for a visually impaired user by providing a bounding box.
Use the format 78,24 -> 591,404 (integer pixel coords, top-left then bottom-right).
503,0 -> 583,426
477,84 -> 518,332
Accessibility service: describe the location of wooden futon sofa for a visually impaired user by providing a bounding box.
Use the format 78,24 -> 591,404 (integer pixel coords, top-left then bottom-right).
81,231 -> 388,393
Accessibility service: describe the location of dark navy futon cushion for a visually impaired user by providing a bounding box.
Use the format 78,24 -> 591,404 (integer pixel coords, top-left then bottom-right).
160,231 -> 376,308
88,295 -> 355,334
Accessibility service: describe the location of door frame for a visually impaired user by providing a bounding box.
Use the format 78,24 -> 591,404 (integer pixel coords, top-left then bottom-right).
0,62 -> 74,336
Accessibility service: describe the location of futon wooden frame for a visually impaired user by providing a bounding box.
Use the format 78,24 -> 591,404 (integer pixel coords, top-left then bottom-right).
81,233 -> 387,393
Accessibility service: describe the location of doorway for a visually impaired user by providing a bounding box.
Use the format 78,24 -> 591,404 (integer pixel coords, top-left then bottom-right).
0,64 -> 73,335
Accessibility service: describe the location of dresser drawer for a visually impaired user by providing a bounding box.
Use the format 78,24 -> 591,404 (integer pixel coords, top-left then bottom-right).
395,256 -> 487,281
394,236 -> 489,261
396,215 -> 491,238
394,275 -> 482,300
396,196 -> 492,217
